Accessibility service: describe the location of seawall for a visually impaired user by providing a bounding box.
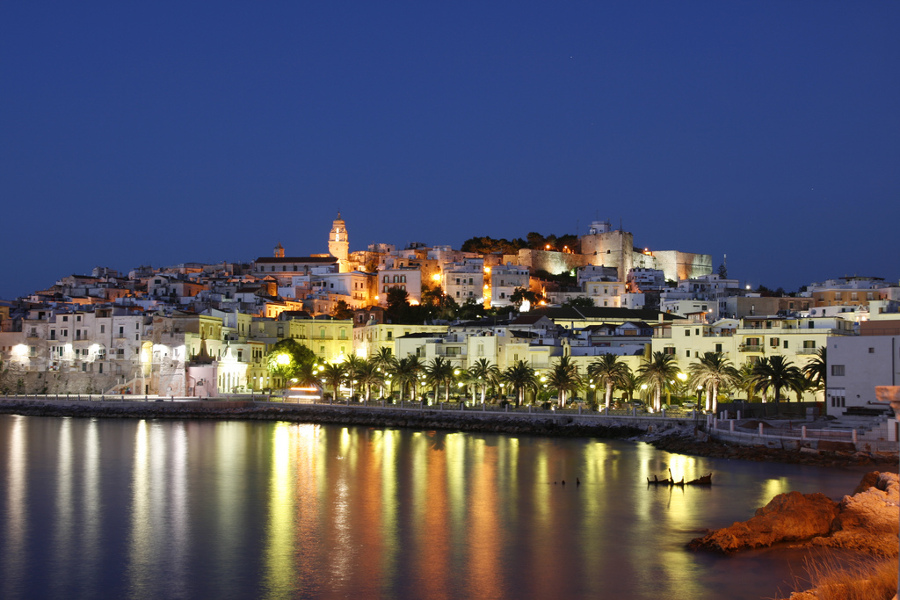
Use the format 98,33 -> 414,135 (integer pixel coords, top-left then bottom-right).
0,398 -> 653,439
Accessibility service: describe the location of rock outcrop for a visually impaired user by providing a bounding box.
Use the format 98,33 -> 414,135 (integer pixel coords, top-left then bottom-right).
689,472 -> 900,557
811,471 -> 900,557
687,491 -> 839,554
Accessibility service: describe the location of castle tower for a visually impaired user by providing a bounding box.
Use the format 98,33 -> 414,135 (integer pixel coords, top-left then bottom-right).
328,212 -> 349,272
274,242 -> 284,258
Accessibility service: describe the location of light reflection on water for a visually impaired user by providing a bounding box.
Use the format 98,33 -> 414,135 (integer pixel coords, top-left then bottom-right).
0,415 -> 874,600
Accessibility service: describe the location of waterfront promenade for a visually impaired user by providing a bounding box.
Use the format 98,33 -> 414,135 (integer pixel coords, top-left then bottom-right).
1,392 -> 896,456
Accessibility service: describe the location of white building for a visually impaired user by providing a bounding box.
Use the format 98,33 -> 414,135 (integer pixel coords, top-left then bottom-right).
489,264 -> 530,308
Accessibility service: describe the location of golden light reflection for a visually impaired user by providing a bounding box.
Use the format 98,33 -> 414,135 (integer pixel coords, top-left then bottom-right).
462,437 -> 503,599
81,419 -> 101,592
1,416 -> 27,599
263,422 -> 295,597
52,419 -> 73,594
127,420 -> 151,593
169,423 -> 189,595
761,477 -> 791,506
379,429 -> 400,583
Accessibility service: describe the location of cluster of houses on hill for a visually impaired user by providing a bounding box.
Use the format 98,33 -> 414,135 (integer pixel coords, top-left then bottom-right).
1,214 -> 899,416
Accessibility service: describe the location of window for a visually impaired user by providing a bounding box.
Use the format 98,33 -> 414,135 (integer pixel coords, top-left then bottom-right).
685,330 -> 691,337
831,365 -> 845,376
100,325 -> 105,334
769,338 -> 780,348
663,347 -> 675,355
387,331 -> 393,340
714,343 -> 722,353
50,330 -> 56,340
803,340 -> 815,349
783,340 -> 788,349
869,347 -> 875,354
63,316 -> 68,322
685,350 -> 691,357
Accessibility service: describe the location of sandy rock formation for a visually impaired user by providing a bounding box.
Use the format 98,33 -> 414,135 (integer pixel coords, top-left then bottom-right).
811,471 -> 900,557
689,472 -> 900,556
687,491 -> 839,554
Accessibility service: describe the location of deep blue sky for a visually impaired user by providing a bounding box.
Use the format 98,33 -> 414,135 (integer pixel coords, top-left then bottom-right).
2,2 -> 898,300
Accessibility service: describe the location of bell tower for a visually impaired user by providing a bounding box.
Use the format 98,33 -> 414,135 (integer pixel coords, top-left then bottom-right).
328,212 -> 349,272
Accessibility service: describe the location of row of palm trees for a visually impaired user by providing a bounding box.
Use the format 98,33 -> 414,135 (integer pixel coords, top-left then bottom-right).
290,346 -> 827,412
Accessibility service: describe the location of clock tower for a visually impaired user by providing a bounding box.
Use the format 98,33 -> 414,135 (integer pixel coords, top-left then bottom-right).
328,212 -> 349,272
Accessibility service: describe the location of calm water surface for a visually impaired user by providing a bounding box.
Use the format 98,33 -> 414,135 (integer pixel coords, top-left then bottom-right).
0,415 -> 869,599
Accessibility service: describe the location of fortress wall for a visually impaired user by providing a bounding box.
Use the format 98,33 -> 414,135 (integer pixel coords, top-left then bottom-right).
516,249 -> 590,275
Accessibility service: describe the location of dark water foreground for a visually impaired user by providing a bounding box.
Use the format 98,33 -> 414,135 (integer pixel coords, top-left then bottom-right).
0,414 -> 872,600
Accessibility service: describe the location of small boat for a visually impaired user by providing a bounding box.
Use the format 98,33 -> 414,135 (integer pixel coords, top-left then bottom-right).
685,473 -> 713,486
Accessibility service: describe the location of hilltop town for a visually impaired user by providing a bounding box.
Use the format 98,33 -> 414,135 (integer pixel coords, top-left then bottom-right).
1,214 -> 898,419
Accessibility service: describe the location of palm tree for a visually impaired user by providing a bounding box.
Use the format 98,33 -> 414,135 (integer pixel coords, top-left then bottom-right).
737,361 -> 757,402
502,360 -> 538,407
343,354 -> 365,399
320,362 -> 347,401
355,360 -> 383,401
294,361 -> 322,389
751,356 -> 806,404
370,347 -> 398,398
425,357 -> 455,403
587,353 -> 632,409
468,358 -> 500,404
393,356 -> 424,401
546,356 -> 582,407
621,371 -> 639,403
688,352 -> 739,414
637,351 -> 679,412
802,347 -> 827,397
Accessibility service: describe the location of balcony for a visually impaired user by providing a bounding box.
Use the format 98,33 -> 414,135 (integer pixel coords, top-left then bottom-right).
738,344 -> 763,353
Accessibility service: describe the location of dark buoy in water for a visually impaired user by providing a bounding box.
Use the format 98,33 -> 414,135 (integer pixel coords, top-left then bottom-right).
576,477 -> 581,486
561,480 -> 566,486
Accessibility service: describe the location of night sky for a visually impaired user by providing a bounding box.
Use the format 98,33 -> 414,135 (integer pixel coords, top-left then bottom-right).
2,2 -> 898,300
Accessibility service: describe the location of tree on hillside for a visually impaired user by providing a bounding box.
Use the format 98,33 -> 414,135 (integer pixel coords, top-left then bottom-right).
563,296 -> 594,309
332,300 -> 354,320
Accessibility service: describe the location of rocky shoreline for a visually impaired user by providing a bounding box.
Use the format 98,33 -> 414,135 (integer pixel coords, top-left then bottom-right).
688,471 -> 900,599
644,428 -> 899,469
